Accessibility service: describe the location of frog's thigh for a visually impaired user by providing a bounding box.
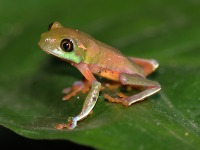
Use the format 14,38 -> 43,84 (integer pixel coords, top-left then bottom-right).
118,73 -> 161,106
129,57 -> 159,76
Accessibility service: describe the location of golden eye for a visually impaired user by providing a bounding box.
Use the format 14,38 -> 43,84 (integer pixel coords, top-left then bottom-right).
60,39 -> 74,52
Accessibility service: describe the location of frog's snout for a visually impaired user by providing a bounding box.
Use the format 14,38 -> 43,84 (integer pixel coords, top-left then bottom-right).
38,32 -> 49,46
38,36 -> 43,48
40,33 -> 45,38
38,33 -> 47,50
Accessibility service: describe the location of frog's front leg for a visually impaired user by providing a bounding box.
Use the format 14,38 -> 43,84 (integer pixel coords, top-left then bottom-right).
66,81 -> 101,129
56,62 -> 101,129
104,73 -> 161,106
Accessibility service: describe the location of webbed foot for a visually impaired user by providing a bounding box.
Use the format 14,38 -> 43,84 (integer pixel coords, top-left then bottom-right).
55,117 -> 78,130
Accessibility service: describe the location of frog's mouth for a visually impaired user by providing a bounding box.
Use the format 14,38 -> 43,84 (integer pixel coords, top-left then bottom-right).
42,49 -> 51,55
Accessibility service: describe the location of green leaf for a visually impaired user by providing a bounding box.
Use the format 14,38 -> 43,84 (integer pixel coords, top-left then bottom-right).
1,0 -> 200,149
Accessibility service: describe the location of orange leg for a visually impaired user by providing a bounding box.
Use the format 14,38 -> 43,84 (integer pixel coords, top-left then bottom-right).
62,79 -> 90,101
102,82 -> 121,90
104,73 -> 161,107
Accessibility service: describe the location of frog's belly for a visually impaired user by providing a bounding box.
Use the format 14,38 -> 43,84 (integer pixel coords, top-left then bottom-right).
88,64 -> 144,82
87,52 -> 145,79
89,65 -> 120,81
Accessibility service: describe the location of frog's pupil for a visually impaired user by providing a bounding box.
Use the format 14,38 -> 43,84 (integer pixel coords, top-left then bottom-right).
48,22 -> 54,31
63,42 -> 70,50
61,39 -> 73,52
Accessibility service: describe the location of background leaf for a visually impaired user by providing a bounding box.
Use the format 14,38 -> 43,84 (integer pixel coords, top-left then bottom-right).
0,0 -> 200,149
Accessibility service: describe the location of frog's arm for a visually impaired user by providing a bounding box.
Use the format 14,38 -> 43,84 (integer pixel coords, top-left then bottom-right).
57,62 -> 101,129
129,57 -> 159,76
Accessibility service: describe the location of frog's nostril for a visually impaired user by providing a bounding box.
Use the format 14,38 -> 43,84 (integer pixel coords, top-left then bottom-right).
44,37 -> 56,44
44,38 -> 48,43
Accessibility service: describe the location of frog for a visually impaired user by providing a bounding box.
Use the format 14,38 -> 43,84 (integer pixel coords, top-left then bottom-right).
38,22 -> 161,130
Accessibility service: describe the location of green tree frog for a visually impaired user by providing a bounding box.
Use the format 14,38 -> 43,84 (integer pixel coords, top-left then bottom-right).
38,22 -> 161,129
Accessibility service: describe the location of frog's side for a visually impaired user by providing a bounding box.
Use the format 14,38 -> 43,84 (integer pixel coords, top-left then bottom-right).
38,22 -> 161,129
85,37 -> 145,81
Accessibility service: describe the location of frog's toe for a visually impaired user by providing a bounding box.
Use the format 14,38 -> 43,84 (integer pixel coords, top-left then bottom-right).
62,94 -> 74,101
55,117 -> 78,130
66,117 -> 78,130
62,81 -> 85,101
55,123 -> 67,130
62,87 -> 71,94
103,94 -> 129,106
62,80 -> 91,101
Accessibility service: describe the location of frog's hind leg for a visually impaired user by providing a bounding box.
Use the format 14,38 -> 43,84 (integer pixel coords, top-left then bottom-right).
104,73 -> 161,107
129,57 -> 159,76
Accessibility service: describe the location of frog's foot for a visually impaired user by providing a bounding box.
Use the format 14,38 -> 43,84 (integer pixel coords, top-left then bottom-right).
104,94 -> 129,106
62,80 -> 90,101
55,117 -> 78,130
104,93 -> 147,107
117,92 -> 129,98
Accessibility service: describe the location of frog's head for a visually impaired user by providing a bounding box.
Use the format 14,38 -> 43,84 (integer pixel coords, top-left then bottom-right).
38,22 -> 88,64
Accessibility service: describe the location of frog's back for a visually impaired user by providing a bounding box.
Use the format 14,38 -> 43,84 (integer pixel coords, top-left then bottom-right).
84,38 -> 145,77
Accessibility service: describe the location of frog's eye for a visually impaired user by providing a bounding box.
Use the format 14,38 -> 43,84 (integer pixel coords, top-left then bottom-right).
48,22 -> 54,31
60,39 -> 74,52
